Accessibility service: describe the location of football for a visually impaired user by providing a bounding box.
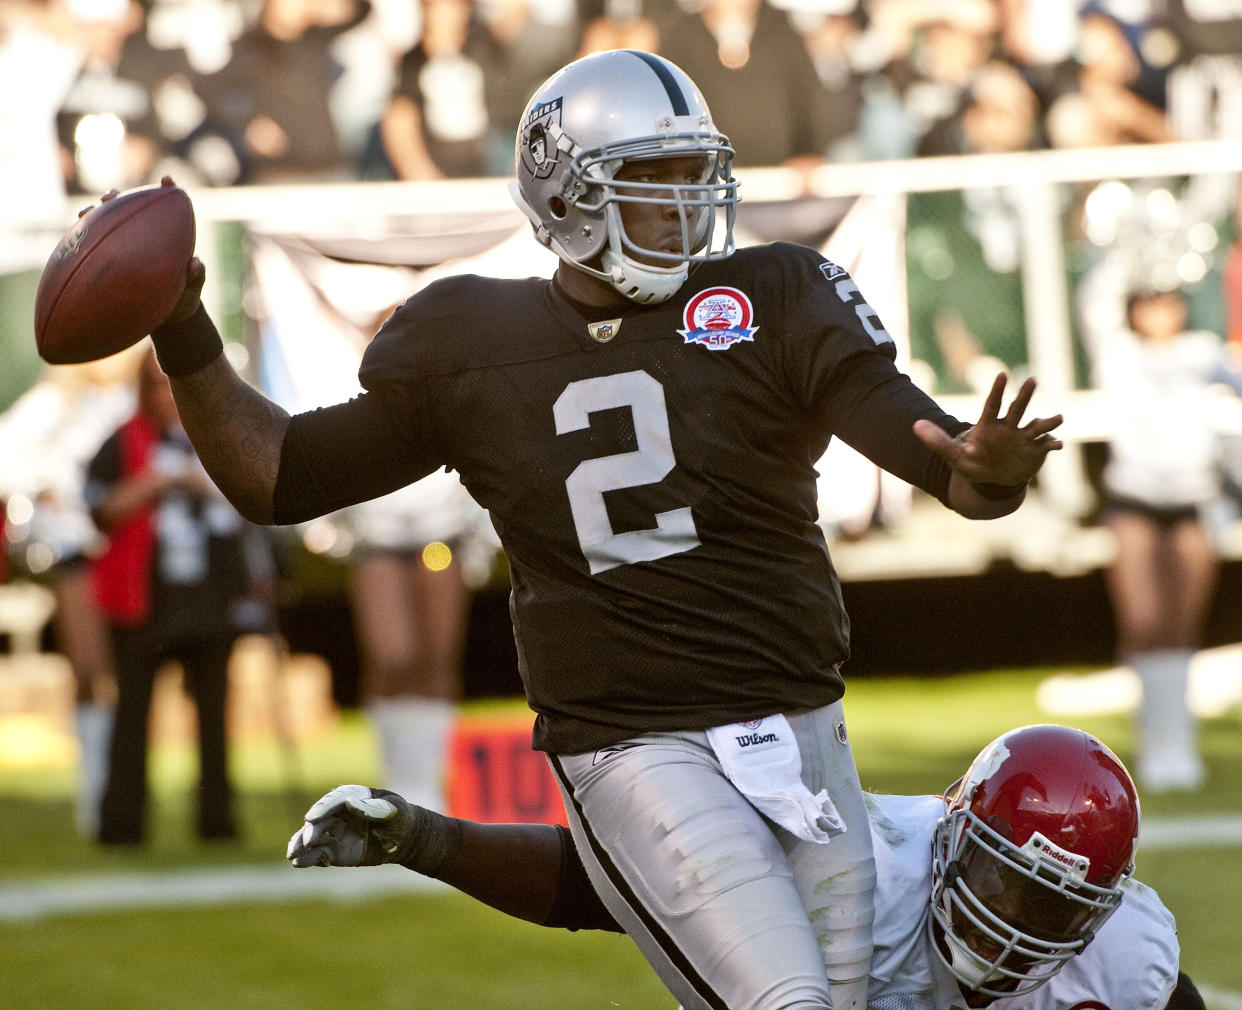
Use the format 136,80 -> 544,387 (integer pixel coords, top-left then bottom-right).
34,180 -> 196,365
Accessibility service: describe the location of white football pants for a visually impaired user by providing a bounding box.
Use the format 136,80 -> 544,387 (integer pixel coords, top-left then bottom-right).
550,701 -> 875,1010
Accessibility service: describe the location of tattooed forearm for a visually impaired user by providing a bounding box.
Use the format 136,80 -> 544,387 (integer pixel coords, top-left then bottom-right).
169,356 -> 290,524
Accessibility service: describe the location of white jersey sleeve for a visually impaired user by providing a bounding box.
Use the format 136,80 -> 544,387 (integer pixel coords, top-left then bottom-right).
1006,877 -> 1179,1010
862,793 -> 1180,1010
865,793 -> 962,1010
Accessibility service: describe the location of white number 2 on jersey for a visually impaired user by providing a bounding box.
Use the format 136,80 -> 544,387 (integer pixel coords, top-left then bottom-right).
553,370 -> 700,574
833,276 -> 891,347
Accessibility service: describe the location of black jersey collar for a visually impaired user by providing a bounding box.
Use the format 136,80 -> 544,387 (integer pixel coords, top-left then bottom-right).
550,274 -> 642,322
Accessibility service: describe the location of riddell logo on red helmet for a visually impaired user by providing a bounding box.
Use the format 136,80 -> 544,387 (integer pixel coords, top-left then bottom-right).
1024,832 -> 1090,881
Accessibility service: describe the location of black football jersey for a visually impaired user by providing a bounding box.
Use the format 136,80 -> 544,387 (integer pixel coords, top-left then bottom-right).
276,242 -> 965,753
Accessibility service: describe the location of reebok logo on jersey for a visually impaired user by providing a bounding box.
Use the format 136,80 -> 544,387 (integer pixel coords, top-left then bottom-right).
678,286 -> 757,350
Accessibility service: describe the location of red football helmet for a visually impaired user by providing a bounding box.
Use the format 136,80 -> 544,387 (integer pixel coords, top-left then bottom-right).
930,724 -> 1140,999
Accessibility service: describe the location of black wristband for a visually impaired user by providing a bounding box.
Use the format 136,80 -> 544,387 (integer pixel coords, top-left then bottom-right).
395,804 -> 462,878
151,302 -> 223,377
970,480 -> 1027,501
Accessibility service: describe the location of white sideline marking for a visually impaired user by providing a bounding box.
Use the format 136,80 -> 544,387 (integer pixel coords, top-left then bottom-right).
1140,814 -> 1242,849
2,830 -> 1241,1010
0,815 -> 1239,924
0,863 -> 444,922
1200,985 -> 1242,1010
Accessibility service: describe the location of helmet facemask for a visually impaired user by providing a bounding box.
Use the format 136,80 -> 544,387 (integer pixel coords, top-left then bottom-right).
510,50 -> 739,305
930,797 -> 1129,999
569,137 -> 736,304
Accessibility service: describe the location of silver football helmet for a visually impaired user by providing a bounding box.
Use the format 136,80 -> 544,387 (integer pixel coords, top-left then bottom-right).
510,49 -> 738,304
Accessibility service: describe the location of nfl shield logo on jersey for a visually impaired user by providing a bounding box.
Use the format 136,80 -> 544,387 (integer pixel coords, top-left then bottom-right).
678,286 -> 758,351
587,318 -> 621,343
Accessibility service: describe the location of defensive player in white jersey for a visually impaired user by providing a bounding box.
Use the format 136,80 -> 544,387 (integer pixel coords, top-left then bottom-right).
144,49 -> 1063,1010
289,724 -> 1202,1010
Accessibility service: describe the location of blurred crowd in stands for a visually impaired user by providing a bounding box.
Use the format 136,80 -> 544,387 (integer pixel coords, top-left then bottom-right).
5,0 -> 1242,821
3,0 -> 1242,210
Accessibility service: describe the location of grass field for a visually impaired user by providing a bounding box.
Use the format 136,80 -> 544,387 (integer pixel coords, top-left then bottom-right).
1,665 -> 1239,1009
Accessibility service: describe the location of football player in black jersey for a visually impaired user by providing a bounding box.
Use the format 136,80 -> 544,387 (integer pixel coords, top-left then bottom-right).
147,49 -> 1062,1010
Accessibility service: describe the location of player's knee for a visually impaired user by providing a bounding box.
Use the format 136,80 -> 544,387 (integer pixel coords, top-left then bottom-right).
623,789 -> 789,916
678,1003 -> 831,1010
805,856 -> 877,978
827,975 -> 868,1010
754,980 -> 832,1010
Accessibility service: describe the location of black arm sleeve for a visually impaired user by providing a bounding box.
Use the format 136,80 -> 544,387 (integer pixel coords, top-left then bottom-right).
821,352 -> 969,506
272,390 -> 442,526
1166,973 -> 1207,1010
542,825 -> 623,934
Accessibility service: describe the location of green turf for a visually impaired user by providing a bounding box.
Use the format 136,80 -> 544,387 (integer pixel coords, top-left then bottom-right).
0,895 -> 667,1009
0,710 -> 381,876
2,667 -> 1239,1008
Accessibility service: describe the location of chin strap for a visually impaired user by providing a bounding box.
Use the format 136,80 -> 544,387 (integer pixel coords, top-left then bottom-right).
600,249 -> 688,304
942,927 -> 1004,991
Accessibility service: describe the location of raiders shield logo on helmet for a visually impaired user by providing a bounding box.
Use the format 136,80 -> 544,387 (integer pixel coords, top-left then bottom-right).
519,97 -> 563,180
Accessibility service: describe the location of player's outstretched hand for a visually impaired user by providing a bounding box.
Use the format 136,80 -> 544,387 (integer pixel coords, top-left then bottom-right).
912,373 -> 1063,487
286,784 -> 418,868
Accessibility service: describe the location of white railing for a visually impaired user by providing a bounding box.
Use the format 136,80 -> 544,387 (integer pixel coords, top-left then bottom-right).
53,139 -> 1242,578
